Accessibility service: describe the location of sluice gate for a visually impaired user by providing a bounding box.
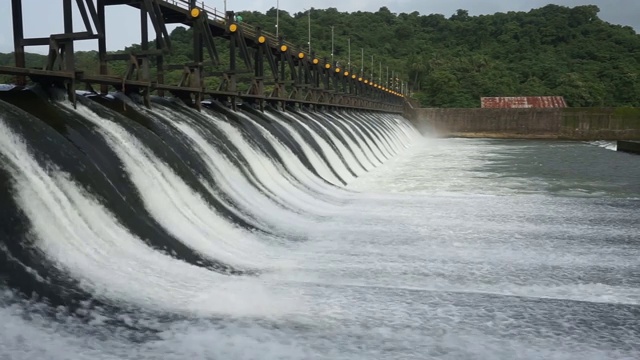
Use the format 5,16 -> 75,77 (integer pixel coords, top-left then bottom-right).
1,0 -> 405,113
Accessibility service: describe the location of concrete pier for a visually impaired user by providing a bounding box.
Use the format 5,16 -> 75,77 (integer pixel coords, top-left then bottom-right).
617,141 -> 640,155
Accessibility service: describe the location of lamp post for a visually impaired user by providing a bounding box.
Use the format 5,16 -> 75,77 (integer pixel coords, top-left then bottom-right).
308,9 -> 311,53
360,48 -> 363,75
275,0 -> 279,38
302,8 -> 311,53
391,70 -> 395,90
370,55 -> 373,79
331,26 -> 334,64
348,38 -> 351,72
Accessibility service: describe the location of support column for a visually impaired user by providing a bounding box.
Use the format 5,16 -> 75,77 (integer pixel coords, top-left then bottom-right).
252,32 -> 265,106
63,0 -> 76,106
227,12 -> 237,95
156,32 -> 165,96
192,15 -> 203,110
11,0 -> 25,85
141,6 -> 149,55
192,22 -> 202,67
141,6 -> 150,106
141,5 -> 149,80
279,52 -> 285,87
63,0 -> 74,70
97,0 -> 108,94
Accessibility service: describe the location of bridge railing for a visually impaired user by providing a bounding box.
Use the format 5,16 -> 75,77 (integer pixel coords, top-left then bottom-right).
161,0 -> 225,21
160,0 -> 313,59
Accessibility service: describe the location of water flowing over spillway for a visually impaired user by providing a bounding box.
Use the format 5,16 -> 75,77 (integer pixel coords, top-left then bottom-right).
1,90 -> 640,359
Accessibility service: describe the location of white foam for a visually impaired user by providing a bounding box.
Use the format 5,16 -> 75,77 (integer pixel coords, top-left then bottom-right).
70,104 -> 281,269
264,112 -> 343,185
212,117 -> 339,216
298,113 -> 367,176
169,114 -> 323,236
314,115 -> 377,171
280,111 -> 356,182
588,140 -> 617,151
0,119 -> 298,316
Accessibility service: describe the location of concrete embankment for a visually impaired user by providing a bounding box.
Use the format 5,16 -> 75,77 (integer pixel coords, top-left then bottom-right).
405,107 -> 640,140
617,140 -> 640,154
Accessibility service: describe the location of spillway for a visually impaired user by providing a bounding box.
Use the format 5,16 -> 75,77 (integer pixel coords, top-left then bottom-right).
1,89 -> 639,360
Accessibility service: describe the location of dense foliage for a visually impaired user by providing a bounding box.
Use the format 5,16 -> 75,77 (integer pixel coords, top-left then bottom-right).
2,4 -> 639,107
240,5 -> 640,107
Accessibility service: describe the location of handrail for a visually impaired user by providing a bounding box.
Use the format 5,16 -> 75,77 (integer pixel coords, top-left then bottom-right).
158,0 -> 314,60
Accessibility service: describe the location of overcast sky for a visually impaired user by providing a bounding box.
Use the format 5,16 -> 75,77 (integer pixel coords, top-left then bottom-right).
0,0 -> 637,54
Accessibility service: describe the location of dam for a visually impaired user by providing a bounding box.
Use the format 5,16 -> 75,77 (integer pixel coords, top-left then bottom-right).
1,1 -> 640,359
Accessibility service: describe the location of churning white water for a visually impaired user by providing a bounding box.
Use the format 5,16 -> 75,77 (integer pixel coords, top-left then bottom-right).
1,105 -> 639,360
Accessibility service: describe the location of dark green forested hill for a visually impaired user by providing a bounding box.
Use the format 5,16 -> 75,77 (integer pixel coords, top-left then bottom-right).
1,4 -> 639,108
239,5 -> 640,107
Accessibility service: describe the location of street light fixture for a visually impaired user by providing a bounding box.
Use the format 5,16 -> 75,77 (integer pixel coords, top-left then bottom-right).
302,8 -> 311,53
331,26 -> 334,64
370,55 -> 373,79
386,66 -> 389,87
348,38 -> 351,72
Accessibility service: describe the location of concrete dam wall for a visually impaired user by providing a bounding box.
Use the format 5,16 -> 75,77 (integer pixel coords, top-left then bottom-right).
406,107 -> 640,140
